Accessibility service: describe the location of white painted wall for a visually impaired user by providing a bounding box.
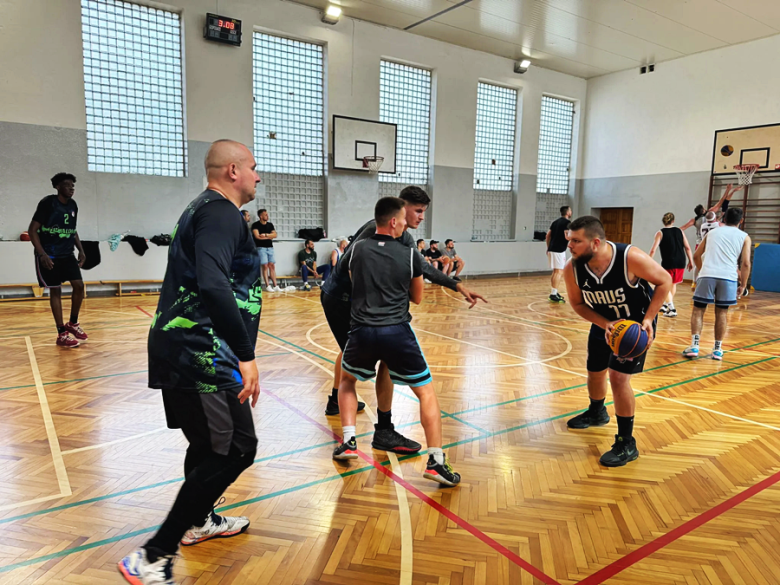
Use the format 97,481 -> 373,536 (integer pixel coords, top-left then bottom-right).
582,33 -> 780,180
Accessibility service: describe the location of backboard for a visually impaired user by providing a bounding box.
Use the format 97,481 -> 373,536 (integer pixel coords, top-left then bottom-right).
712,123 -> 780,175
332,115 -> 397,173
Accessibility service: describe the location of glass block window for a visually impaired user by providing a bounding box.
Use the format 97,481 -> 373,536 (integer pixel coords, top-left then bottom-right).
473,82 -> 517,191
379,61 -> 431,185
252,32 -> 325,238
80,0 -> 186,176
253,32 -> 324,177
536,95 -> 574,195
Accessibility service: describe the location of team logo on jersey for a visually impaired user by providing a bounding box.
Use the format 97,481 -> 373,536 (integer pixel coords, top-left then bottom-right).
582,279 -> 591,289
582,287 -> 626,306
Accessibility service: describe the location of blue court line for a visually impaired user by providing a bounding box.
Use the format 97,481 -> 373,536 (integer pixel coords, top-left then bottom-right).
0,354 -> 775,574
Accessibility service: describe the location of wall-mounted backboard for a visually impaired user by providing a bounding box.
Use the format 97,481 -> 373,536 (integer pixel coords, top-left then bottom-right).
332,115 -> 397,173
712,123 -> 780,175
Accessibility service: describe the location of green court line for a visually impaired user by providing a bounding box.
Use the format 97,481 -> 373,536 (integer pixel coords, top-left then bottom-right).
0,354 -> 775,574
393,387 -> 488,434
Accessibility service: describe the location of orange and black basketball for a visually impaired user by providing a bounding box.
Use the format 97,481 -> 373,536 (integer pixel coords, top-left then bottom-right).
607,320 -> 649,358
721,144 -> 734,156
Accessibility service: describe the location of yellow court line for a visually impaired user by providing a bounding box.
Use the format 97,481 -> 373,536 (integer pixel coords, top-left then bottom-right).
25,336 -> 71,497
258,337 -> 413,585
0,492 -> 70,514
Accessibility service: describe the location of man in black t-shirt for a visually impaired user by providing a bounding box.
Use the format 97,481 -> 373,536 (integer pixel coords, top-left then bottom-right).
251,209 -> 279,292
119,140 -> 262,585
424,240 -> 443,270
298,239 -> 330,290
28,173 -> 88,348
333,197 -> 461,487
545,205 -> 572,303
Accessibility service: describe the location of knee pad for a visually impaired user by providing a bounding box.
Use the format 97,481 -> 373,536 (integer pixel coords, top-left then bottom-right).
693,301 -> 708,309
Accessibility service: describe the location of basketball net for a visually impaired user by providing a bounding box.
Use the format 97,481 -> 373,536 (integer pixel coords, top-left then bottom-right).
734,164 -> 759,186
363,156 -> 384,174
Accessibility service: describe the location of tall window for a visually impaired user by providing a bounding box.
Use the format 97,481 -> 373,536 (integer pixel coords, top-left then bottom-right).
535,96 -> 574,231
80,0 -> 186,176
253,32 -> 325,238
472,82 -> 517,240
379,60 -> 432,238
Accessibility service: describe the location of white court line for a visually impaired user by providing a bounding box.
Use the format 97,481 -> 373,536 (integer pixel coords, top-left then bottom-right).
61,428 -> 170,455
25,336 -> 71,495
258,337 -> 414,585
0,492 -> 70,514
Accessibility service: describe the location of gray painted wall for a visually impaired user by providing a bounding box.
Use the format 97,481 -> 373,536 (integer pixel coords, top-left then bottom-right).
580,172 -> 711,253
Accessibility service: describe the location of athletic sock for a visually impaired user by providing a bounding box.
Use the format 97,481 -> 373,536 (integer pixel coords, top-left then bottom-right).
342,426 -> 356,442
551,288 -> 558,296
377,409 -> 393,430
691,334 -> 700,347
69,314 -> 79,325
713,340 -> 723,351
668,302 -> 675,310
616,415 -> 634,440
57,325 -> 67,334
330,387 -> 338,400
428,447 -> 444,465
588,397 -> 605,413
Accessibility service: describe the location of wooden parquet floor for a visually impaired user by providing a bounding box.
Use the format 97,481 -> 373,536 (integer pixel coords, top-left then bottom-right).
1,276 -> 779,585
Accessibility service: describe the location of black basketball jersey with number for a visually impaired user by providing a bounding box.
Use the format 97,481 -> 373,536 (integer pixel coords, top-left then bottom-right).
573,242 -> 653,324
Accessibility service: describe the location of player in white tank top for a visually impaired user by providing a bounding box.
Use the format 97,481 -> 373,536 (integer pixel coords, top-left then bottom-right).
698,226 -> 748,282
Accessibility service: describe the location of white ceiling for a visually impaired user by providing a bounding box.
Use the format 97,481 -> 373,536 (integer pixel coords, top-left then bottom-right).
288,0 -> 780,78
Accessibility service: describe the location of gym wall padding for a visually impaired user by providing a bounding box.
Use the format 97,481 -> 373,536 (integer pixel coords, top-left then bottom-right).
752,244 -> 780,293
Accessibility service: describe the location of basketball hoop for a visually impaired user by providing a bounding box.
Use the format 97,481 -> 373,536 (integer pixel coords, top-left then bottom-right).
363,156 -> 384,174
734,164 -> 759,185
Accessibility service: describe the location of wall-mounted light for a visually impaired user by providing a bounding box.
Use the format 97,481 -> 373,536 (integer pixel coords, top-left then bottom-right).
322,4 -> 342,25
514,59 -> 531,74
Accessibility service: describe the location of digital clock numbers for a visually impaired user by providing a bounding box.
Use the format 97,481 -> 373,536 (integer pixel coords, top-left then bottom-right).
204,13 -> 242,47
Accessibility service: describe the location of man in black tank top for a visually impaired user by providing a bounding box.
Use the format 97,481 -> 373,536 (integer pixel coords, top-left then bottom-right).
563,216 -> 671,467
648,212 -> 693,318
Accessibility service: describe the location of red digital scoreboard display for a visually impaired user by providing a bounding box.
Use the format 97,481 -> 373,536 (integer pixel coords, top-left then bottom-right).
204,13 -> 241,46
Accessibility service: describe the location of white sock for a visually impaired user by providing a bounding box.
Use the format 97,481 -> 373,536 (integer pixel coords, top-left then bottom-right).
714,340 -> 722,351
551,288 -> 558,296
692,334 -> 700,347
428,447 -> 444,465
342,426 -> 356,442
668,302 -> 675,310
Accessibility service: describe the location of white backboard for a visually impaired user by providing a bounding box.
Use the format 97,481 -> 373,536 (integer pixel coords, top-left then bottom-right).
332,115 -> 397,173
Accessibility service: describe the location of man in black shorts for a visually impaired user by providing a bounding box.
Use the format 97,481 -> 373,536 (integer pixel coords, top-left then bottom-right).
563,216 -> 670,467
332,197 -> 461,487
118,140 -> 262,585
319,186 -> 487,454
28,173 -> 88,347
424,240 -> 444,269
546,205 -> 572,303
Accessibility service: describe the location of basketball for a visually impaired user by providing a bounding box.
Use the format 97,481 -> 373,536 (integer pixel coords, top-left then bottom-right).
607,320 -> 649,358
721,144 -> 734,156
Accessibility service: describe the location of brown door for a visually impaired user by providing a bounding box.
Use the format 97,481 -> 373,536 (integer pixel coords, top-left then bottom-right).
600,208 -> 633,244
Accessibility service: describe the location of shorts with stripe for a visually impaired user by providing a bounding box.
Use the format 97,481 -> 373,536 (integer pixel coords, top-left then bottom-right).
342,322 -> 432,387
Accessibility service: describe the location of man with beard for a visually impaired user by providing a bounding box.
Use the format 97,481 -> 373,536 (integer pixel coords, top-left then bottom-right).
563,216 -> 671,467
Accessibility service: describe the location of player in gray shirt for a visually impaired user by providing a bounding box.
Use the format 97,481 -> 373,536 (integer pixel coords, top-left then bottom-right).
332,197 -> 461,487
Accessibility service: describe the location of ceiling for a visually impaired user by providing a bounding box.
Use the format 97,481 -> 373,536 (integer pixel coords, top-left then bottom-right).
288,0 -> 780,78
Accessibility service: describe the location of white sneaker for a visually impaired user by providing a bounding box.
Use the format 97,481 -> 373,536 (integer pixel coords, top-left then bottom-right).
273,285 -> 283,292
424,279 -> 432,284
181,510 -> 250,546
118,548 -> 176,584
285,286 -> 296,292
266,285 -> 275,293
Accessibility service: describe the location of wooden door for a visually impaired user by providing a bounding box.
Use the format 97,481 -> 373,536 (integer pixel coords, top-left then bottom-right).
600,207 -> 633,244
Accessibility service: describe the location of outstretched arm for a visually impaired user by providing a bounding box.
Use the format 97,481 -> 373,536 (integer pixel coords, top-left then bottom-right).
627,247 -> 672,347
648,231 -> 662,258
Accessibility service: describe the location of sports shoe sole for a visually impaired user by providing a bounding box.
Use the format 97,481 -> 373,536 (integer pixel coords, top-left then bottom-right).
712,354 -> 723,361
371,441 -> 422,454
683,352 -> 699,359
325,402 -> 366,416
423,470 -> 459,487
180,521 -> 250,546
57,341 -> 80,348
567,414 -> 610,429
600,450 -> 639,467
332,451 -> 359,461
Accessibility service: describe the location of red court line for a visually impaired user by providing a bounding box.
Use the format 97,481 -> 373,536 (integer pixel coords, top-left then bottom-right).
578,468 -> 780,584
135,306 -> 153,318
262,388 -> 561,585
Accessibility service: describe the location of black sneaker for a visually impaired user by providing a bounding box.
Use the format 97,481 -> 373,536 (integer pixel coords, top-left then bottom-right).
549,294 -> 565,304
567,406 -> 610,429
452,276 -> 462,282
371,424 -> 422,454
332,437 -> 358,460
599,435 -> 639,467
555,294 -> 566,303
423,454 -> 461,487
325,395 -> 366,416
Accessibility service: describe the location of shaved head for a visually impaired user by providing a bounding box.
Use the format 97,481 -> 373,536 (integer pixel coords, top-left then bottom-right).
205,139 -> 252,175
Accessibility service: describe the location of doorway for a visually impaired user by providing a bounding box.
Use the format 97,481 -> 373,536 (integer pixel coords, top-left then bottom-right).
598,207 -> 633,244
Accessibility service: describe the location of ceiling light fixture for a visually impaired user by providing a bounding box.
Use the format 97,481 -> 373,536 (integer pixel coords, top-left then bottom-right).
514,59 -> 532,74
322,4 -> 342,25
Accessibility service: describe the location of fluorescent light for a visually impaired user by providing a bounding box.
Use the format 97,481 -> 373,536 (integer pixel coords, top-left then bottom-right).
520,59 -> 531,68
326,4 -> 342,18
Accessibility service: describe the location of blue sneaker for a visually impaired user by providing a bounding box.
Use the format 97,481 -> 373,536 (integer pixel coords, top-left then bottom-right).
712,348 -> 723,361
683,345 -> 699,358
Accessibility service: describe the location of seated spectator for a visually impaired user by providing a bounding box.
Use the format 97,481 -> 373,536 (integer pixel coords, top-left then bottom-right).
417,239 -> 431,264
298,239 -> 330,290
441,239 -> 465,281
424,240 -> 444,270
242,210 -> 251,224
330,237 -> 349,273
